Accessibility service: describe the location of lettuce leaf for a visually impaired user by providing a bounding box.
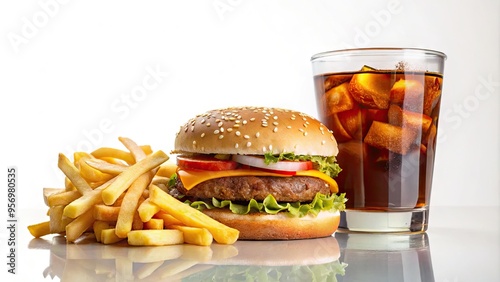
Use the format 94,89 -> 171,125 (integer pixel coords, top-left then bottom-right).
187,192 -> 346,218
264,152 -> 342,178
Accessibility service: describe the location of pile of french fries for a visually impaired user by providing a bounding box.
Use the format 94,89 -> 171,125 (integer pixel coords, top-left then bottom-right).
28,137 -> 239,246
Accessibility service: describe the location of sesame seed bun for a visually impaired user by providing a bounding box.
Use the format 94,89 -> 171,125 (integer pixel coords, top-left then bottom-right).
174,106 -> 338,157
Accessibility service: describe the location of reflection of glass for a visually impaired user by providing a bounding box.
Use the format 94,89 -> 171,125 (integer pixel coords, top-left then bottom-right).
29,235 -> 347,281
335,232 -> 434,282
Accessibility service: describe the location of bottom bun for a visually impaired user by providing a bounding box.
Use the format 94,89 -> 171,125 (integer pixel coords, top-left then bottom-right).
202,209 -> 341,240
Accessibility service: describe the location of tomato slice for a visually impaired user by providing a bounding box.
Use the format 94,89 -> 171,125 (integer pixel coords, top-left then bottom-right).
232,155 -> 313,172
177,156 -> 238,171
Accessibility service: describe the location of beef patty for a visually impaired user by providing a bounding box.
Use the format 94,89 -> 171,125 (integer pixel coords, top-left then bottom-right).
173,176 -> 331,202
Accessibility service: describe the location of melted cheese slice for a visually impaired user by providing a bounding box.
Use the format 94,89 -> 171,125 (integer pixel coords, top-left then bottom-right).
177,169 -> 339,193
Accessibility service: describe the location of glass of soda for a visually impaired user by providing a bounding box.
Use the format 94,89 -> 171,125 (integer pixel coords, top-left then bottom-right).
311,48 -> 446,232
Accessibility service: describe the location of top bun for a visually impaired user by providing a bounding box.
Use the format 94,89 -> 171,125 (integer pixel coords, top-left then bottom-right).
174,106 -> 338,156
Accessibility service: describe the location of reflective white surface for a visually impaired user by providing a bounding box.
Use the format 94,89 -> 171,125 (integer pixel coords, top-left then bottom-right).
11,206 -> 500,281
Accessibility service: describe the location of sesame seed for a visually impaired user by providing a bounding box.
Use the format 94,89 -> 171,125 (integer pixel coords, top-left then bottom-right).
206,123 -> 211,127
214,130 -> 220,134
321,140 -> 326,145
201,133 -> 205,138
273,116 -> 278,120
191,126 -> 195,132
250,117 -> 256,122
235,143 -> 239,148
201,119 -> 206,124
268,145 -> 273,151
227,128 -> 233,132
219,135 -> 224,139
303,131 -> 308,136
192,140 -> 197,146
233,124 -> 240,128
242,120 -> 247,125
235,131 -> 241,137
220,127 -> 224,132
286,125 -> 292,129
255,132 -> 260,138
299,128 -> 305,132
303,123 -> 308,128
261,123 -> 268,127
218,121 -> 223,127
246,141 -> 252,147
273,121 -> 279,126
244,135 -> 250,139
273,127 -> 278,133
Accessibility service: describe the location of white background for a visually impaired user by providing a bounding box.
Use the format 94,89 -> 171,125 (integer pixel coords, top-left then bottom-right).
0,0 -> 498,281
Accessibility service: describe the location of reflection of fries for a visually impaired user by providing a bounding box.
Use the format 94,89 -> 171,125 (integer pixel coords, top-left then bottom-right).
28,137 -> 239,247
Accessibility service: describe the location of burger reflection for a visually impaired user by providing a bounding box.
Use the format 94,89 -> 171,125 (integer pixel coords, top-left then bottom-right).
335,232 -> 434,282
29,235 -> 347,281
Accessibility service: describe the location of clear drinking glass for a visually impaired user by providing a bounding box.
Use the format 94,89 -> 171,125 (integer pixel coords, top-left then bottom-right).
311,48 -> 446,232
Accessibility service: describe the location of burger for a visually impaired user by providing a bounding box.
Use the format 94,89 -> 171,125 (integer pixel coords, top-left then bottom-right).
169,106 -> 346,240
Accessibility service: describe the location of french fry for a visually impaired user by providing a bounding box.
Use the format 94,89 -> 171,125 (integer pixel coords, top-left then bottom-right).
132,210 -> 144,231
91,145 -> 153,165
27,221 -> 51,238
43,188 -> 63,206
46,190 -> 81,207
58,153 -> 93,195
101,150 -> 169,205
78,158 -> 115,183
127,229 -> 184,246
65,207 -> 95,242
144,218 -> 164,230
149,185 -> 239,244
115,172 -> 153,238
154,210 -> 184,227
172,225 -> 213,246
118,136 -> 147,161
101,228 -> 125,245
84,158 -> 127,175
137,198 -> 161,222
156,162 -> 178,178
63,179 -> 113,218
49,205 -> 73,233
93,205 -> 120,222
93,221 -> 111,243
91,147 -> 137,165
